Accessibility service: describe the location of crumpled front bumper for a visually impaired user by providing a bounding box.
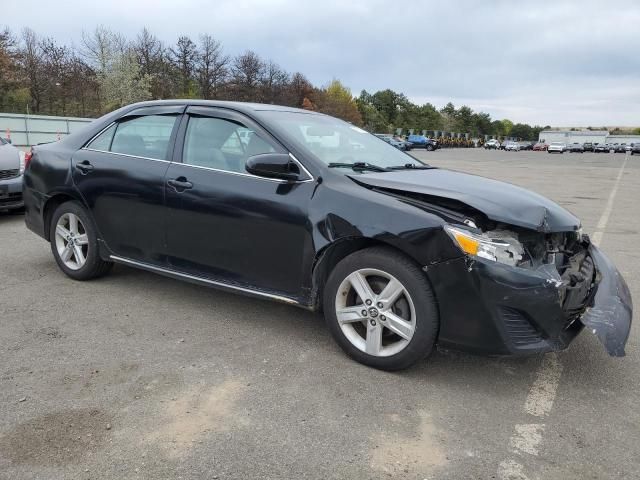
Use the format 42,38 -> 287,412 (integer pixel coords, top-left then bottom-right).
580,244 -> 633,356
426,241 -> 633,357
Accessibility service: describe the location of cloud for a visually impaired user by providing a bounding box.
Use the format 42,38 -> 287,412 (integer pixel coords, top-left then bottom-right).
3,0 -> 640,125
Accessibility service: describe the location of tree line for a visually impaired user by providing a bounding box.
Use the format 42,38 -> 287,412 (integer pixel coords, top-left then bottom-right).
0,26 -> 547,140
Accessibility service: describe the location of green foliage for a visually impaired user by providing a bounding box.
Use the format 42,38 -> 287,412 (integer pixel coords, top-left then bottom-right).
510,123 -> 533,140
314,79 -> 362,125
99,50 -> 152,111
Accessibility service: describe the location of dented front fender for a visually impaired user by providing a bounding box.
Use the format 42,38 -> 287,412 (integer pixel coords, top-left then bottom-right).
581,244 -> 633,356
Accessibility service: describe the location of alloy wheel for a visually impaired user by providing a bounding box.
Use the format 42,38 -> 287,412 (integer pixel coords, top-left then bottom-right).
54,213 -> 89,270
334,268 -> 416,357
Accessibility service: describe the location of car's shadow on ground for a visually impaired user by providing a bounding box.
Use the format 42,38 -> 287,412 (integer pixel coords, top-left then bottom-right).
0,211 -> 25,223
107,262 -> 616,388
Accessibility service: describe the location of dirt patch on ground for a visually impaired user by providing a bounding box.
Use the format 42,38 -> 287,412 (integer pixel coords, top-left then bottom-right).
370,409 -> 448,477
0,408 -> 112,466
142,379 -> 247,458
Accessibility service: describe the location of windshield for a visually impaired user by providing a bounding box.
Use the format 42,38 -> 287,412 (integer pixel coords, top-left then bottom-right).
255,111 -> 423,171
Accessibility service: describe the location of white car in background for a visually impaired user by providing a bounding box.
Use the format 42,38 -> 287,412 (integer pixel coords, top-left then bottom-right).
547,142 -> 566,154
484,139 -> 501,149
0,137 -> 25,212
504,141 -> 521,151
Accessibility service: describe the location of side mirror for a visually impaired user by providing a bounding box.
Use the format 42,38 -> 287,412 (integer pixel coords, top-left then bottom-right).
245,153 -> 301,181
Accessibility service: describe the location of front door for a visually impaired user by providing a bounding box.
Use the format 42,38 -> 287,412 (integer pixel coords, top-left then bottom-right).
72,107 -> 182,264
163,107 -> 314,298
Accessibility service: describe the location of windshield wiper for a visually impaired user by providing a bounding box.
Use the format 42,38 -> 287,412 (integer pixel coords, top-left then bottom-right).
327,162 -> 389,172
388,163 -> 434,170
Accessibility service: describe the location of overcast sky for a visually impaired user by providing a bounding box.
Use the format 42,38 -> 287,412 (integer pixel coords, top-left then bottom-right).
4,0 -> 640,126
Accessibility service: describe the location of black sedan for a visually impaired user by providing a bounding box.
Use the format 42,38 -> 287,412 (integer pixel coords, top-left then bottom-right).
22,101 -> 633,370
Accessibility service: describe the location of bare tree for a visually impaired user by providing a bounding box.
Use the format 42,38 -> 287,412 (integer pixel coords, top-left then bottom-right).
21,28 -> 46,113
169,36 -> 197,97
196,34 -> 229,100
39,37 -> 70,115
260,60 -> 289,104
287,72 -> 314,107
230,50 -> 265,102
135,28 -> 163,77
66,53 -> 100,116
0,28 -> 20,110
134,28 -> 173,99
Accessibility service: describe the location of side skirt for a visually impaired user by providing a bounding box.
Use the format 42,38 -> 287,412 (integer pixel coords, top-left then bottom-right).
109,255 -> 310,309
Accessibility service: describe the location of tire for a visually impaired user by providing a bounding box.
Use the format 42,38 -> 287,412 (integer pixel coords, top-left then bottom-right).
426,145 -> 434,151
323,247 -> 439,371
49,200 -> 113,281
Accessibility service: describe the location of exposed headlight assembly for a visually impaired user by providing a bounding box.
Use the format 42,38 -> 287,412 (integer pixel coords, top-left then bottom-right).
444,225 -> 524,267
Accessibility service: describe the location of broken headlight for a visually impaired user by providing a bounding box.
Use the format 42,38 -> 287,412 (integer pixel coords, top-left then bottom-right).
444,225 -> 524,267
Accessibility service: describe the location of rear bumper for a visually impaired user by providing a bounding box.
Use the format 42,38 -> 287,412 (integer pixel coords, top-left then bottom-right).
23,184 -> 48,239
426,242 -> 632,357
0,175 -> 24,210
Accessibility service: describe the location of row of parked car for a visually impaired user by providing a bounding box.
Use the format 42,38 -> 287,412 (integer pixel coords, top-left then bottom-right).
374,134 -> 439,151
483,139 -> 535,151
544,142 -> 640,154
485,138 -> 640,154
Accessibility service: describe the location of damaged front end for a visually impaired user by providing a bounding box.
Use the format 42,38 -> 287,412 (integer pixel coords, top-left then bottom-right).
436,219 -> 633,357
354,170 -> 632,357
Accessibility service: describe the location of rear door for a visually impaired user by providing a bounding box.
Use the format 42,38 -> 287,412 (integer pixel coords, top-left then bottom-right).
72,106 -> 183,264
163,106 -> 315,297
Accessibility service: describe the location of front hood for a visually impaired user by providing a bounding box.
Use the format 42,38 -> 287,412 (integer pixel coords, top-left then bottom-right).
349,168 -> 580,232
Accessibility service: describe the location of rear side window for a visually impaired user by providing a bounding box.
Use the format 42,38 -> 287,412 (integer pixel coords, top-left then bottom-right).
87,124 -> 116,151
88,115 -> 178,160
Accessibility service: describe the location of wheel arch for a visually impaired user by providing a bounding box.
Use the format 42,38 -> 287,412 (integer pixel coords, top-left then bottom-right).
42,192 -> 83,242
310,236 -> 440,314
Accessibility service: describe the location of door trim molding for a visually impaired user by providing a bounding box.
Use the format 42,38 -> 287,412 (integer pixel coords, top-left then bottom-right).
109,255 -> 301,305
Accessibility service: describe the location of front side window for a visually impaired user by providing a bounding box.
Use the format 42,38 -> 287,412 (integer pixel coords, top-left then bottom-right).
88,115 -> 177,160
182,116 -> 276,173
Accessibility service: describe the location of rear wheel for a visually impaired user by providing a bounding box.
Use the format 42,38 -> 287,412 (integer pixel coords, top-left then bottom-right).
50,201 -> 113,281
323,247 -> 439,370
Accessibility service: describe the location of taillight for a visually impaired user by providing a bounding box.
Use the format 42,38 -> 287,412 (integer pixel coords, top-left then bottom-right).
24,149 -> 33,171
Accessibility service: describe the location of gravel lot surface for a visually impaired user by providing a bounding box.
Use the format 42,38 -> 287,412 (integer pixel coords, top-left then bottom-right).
1,148 -> 638,479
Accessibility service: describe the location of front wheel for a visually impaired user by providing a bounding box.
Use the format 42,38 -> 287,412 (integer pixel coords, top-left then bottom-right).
50,201 -> 113,281
323,247 -> 439,370
426,145 -> 434,151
